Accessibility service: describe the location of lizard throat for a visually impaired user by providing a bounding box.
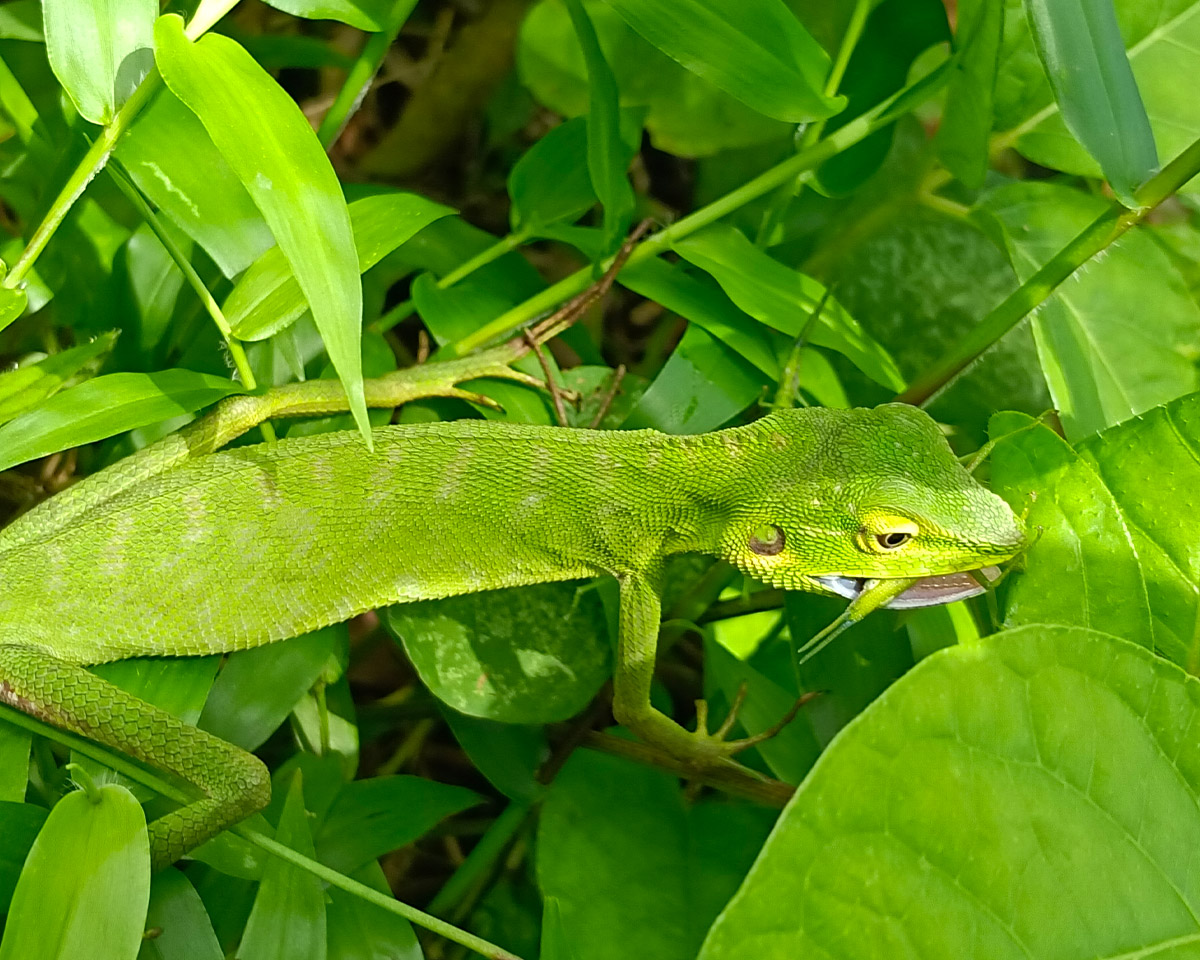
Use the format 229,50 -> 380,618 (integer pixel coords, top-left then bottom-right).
814,566 -> 1000,609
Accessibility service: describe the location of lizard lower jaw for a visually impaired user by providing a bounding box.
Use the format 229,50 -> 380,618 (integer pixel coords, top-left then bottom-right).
815,567 -> 1001,609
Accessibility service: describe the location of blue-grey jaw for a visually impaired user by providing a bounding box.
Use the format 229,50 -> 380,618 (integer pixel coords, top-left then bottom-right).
815,567 -> 1000,609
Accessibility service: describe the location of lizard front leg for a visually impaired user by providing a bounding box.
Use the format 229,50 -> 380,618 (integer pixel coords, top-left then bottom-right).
0,643 -> 269,869
612,570 -> 789,773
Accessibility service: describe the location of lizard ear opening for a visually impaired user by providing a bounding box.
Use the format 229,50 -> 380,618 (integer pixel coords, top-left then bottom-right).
749,524 -> 785,556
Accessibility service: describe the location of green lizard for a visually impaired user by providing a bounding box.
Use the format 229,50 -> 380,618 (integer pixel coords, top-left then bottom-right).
0,325 -> 1025,869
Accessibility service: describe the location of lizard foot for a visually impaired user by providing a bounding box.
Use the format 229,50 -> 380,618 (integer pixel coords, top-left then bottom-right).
690,683 -> 820,762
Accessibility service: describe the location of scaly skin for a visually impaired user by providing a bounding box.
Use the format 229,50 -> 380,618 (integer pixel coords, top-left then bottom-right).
0,401 -> 1024,865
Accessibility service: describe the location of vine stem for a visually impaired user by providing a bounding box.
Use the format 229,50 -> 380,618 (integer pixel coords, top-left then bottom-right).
897,133 -> 1200,406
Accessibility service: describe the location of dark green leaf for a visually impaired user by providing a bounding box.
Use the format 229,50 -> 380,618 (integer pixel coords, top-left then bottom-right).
936,0 -> 1002,187
600,0 -> 844,122
539,752 -> 774,960
508,116 -> 598,231
199,627 -> 343,751
326,863 -> 422,960
673,224 -> 905,390
0,369 -> 245,473
139,869 -> 222,960
0,801 -> 44,913
518,0 -> 789,157
622,323 -> 767,434
386,581 -> 611,724
564,0 -> 635,250
315,776 -> 481,874
1022,0 -> 1157,205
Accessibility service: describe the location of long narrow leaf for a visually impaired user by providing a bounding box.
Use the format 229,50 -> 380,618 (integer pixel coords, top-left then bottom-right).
0,370 -> 244,473
601,0 -> 844,122
1023,0 -> 1158,205
154,14 -> 371,444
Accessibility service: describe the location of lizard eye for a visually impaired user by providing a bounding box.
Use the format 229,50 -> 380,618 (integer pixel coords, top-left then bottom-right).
749,524 -> 785,556
855,515 -> 919,553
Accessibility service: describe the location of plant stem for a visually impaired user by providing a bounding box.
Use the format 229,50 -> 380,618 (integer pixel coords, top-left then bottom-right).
317,0 -> 418,149
4,71 -> 162,290
898,133 -> 1200,406
106,160 -> 261,393
447,58 -> 956,358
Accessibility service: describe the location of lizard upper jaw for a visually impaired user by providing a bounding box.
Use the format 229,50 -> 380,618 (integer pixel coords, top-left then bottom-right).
814,566 -> 1001,609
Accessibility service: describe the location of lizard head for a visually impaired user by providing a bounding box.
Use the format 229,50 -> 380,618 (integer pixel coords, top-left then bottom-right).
715,404 -> 1026,609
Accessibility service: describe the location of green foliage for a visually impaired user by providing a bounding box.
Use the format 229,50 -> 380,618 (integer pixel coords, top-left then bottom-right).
3,0 -> 1200,958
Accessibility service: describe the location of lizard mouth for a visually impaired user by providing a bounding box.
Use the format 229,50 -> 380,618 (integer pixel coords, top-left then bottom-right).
814,567 -> 1001,609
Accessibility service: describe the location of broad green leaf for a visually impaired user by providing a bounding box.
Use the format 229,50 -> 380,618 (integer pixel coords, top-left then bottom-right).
315,776 -> 481,874
385,581 -> 611,724
228,192 -> 455,341
564,0 -> 634,250
673,224 -> 905,391
240,773 -> 325,960
0,331 -> 116,426
518,1 -> 789,157
600,0 -> 844,123
139,869 -> 222,960
155,14 -> 369,442
115,87 -> 274,278
996,391 -> 1200,667
0,286 -> 26,336
199,627 -> 343,751
936,0 -> 1003,187
538,752 -> 775,960
442,711 -> 548,803
700,626 -> 1200,958
991,412 -> 1154,649
508,116 -> 598,231
622,323 -> 767,434
0,786 -> 149,960
0,369 -> 245,473
997,0 -> 1198,192
979,180 -> 1200,440
1022,0 -> 1157,205
43,0 -> 154,124
0,802 -> 44,913
264,0 -> 389,31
